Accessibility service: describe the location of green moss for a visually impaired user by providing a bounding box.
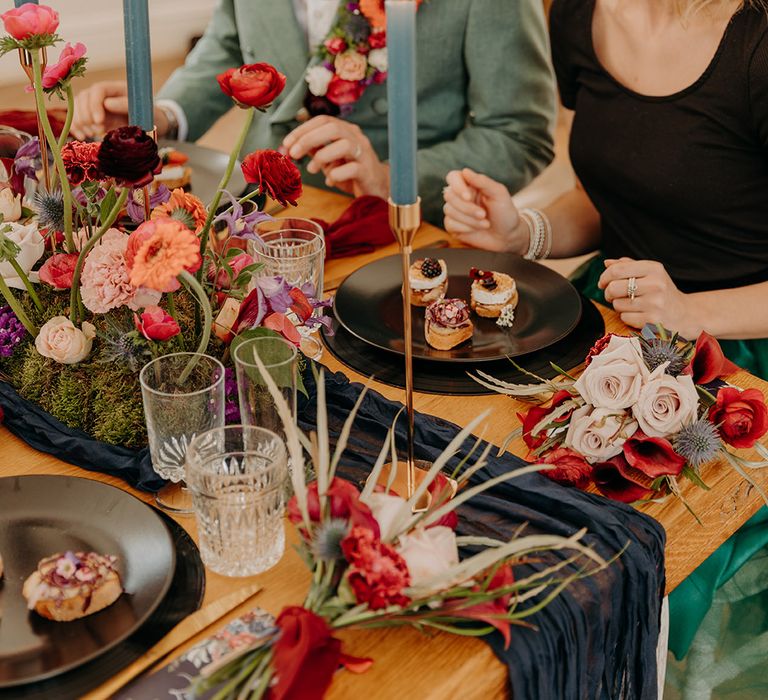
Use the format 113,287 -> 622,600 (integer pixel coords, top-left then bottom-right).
90,368 -> 146,448
49,368 -> 90,431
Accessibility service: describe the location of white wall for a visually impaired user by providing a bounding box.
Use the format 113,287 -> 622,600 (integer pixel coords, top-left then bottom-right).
0,0 -> 219,85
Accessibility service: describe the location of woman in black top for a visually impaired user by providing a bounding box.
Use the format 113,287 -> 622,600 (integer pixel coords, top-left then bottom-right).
443,0 -> 768,692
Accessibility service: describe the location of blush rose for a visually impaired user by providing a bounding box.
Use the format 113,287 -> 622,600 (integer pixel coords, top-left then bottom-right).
564,405 -> 638,463
632,366 -> 699,437
35,316 -> 95,364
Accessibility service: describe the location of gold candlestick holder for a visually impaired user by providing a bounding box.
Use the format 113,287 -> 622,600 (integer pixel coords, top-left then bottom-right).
143,125 -> 158,220
18,47 -> 50,191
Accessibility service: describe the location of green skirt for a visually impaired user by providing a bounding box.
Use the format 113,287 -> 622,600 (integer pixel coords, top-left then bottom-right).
572,255 -> 768,660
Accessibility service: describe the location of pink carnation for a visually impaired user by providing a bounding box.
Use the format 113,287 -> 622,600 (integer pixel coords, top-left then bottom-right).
42,42 -> 86,89
80,229 -> 160,314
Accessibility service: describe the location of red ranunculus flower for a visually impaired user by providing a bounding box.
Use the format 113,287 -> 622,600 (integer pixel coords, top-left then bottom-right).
592,454 -> 658,503
241,150 -> 302,207
97,126 -> 161,188
690,331 -> 740,384
217,63 -> 286,109
539,447 -> 592,488
342,526 -> 411,610
709,387 -> 768,449
369,30 -> 387,49
324,36 -> 347,55
287,478 -> 380,537
42,42 -> 86,89
518,390 -> 574,451
38,252 -> 78,289
623,431 -> 686,478
133,305 -> 180,342
61,140 -> 101,185
325,76 -> 365,106
1,4 -> 59,40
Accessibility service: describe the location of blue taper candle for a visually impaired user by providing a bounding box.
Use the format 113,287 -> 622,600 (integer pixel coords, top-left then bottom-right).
123,0 -> 154,131
385,0 -> 418,205
13,1 -> 39,6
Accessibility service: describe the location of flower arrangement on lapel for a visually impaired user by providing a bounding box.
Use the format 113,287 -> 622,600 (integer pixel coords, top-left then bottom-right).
0,5 -> 329,446
304,0 -> 424,115
473,326 -> 768,520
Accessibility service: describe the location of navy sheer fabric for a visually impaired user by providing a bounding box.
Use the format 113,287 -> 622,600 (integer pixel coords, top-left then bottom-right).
1,369 -> 666,699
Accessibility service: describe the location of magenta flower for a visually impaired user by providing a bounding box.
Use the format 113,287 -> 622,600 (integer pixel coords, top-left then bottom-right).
42,42 -> 86,89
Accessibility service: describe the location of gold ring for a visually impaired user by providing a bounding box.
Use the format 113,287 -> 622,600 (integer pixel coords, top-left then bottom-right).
627,276 -> 638,301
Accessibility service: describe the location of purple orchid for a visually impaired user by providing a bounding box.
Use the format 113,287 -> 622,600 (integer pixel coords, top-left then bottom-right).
256,276 -> 294,314
13,137 -> 42,183
126,184 -> 170,223
213,190 -> 273,241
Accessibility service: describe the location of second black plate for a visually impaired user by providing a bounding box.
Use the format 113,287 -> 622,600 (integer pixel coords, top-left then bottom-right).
333,249 -> 582,362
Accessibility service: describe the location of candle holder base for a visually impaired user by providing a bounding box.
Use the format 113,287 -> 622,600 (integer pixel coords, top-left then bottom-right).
371,460 -> 458,513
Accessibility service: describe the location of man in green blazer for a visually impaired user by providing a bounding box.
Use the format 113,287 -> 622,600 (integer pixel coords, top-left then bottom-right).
72,0 -> 555,225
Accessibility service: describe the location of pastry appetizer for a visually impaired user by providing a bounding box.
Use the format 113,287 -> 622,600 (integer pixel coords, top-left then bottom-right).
155,147 -> 192,190
408,258 -> 448,306
425,298 -> 474,350
23,551 -> 122,622
469,268 -> 519,318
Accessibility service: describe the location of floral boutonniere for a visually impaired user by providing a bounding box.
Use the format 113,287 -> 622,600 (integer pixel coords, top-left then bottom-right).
304,0 -> 424,116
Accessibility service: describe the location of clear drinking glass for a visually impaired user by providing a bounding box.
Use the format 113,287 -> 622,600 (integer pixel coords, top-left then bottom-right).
140,353 -> 226,513
251,218 -> 326,299
233,336 -> 298,438
186,425 -> 288,577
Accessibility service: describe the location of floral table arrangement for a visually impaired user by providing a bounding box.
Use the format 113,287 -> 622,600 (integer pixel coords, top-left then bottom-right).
0,5 -> 323,455
474,327 -> 768,515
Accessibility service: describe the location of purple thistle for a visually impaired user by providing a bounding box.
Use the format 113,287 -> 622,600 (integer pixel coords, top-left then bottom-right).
0,305 -> 26,357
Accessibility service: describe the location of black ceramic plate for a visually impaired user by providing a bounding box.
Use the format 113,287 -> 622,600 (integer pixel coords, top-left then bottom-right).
323,297 -> 605,395
0,475 -> 176,688
333,249 -> 583,362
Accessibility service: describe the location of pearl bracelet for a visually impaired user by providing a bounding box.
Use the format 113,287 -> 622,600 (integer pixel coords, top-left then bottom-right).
520,208 -> 552,261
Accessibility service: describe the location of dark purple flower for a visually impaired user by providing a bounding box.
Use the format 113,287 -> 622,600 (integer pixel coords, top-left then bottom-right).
126,184 -> 170,223
13,137 -> 44,183
98,126 -> 162,187
0,305 -> 26,357
224,367 -> 241,423
346,2 -> 360,10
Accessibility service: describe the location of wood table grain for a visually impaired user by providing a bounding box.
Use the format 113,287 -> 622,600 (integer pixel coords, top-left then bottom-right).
2,186 -> 767,699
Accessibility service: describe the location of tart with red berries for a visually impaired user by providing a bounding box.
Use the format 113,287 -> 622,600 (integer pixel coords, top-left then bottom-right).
424,298 -> 474,350
22,551 -> 122,622
407,258 -> 448,306
154,146 -> 192,190
469,268 -> 518,318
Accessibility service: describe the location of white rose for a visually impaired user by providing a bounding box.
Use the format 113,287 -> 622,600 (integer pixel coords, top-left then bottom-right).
574,336 -> 649,410
305,65 -> 334,96
396,526 -> 459,590
362,492 -> 411,542
367,48 -> 388,73
0,188 -> 22,222
564,405 -> 639,463
632,366 -> 699,437
0,221 -> 44,289
35,316 -> 96,364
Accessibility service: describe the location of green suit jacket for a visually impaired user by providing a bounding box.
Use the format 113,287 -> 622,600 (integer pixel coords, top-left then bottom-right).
158,0 -> 556,224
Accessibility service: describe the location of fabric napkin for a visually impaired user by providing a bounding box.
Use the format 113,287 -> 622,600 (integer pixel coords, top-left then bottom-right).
312,195 -> 394,259
0,109 -> 66,139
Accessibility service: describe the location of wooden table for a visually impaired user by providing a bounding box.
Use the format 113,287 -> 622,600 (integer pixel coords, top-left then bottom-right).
2,186 -> 768,699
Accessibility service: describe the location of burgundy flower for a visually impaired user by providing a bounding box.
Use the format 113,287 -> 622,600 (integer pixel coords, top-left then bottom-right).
518,390 -> 574,451
217,63 -> 286,109
241,150 -> 302,207
593,454 -> 658,503
97,126 -> 161,188
709,387 -> 768,449
61,140 -> 101,185
690,331 -> 740,384
539,447 -> 592,488
623,431 -> 686,478
38,252 -> 78,289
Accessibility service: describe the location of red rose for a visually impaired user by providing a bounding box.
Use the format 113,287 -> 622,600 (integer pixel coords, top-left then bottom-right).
61,140 -> 101,185
623,431 -> 686,478
1,4 -> 59,40
518,390 -> 574,451
241,149 -> 302,207
539,448 -> 592,488
709,387 -> 768,449
342,526 -> 411,610
324,36 -> 347,55
369,30 -> 387,49
325,76 -> 365,106
42,42 -> 86,89
133,305 -> 180,342
690,331 -> 740,384
217,62 -> 286,109
98,126 -> 161,188
592,454 -> 658,503
38,253 -> 78,289
287,478 -> 380,537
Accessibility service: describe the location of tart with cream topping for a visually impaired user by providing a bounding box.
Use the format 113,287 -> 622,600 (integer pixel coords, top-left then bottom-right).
22,551 -> 122,621
154,147 -> 191,190
469,268 -> 519,318
408,258 -> 448,306
424,298 -> 474,350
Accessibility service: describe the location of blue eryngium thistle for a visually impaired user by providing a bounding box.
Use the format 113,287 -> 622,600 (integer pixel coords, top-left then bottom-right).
33,189 -> 65,233
639,336 -> 689,376
311,518 -> 349,561
674,417 -> 721,469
